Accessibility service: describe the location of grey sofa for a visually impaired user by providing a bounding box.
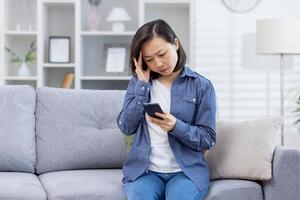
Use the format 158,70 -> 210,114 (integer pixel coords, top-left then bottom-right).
0,85 -> 299,200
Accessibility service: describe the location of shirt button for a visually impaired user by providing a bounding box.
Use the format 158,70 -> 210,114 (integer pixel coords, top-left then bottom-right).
141,86 -> 145,90
147,88 -> 150,91
138,101 -> 141,105
119,121 -> 122,125
212,142 -> 215,146
192,98 -> 196,102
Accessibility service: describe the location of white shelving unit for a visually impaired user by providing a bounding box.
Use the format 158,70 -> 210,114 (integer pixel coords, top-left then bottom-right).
4,31 -> 38,36
0,0 -> 194,90
0,0 -> 3,86
1,0 -> 38,88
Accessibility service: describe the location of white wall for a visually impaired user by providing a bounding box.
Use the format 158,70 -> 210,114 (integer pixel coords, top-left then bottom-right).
194,0 -> 300,147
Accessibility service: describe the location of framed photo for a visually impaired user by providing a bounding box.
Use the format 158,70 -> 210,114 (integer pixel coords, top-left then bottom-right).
103,43 -> 130,73
48,36 -> 71,63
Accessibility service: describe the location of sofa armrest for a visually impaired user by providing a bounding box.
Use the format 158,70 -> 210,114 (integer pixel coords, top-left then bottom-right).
263,146 -> 300,200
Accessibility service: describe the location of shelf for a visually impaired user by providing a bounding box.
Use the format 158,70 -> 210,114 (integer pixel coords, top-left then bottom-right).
81,36 -> 132,76
4,0 -> 37,31
4,31 -> 37,36
81,76 -> 131,80
0,0 -> 191,90
4,35 -> 37,77
43,63 -> 75,68
81,0 -> 139,32
81,31 -> 136,36
41,0 -> 75,4
43,2 -> 75,63
5,76 -> 37,81
144,0 -> 190,3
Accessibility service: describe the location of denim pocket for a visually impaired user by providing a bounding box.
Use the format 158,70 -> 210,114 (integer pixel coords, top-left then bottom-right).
180,96 -> 197,123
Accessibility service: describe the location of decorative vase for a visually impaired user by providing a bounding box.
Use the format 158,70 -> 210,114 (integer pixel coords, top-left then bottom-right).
17,62 -> 30,77
87,5 -> 101,31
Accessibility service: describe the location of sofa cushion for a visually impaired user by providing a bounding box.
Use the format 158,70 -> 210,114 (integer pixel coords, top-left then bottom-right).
206,179 -> 263,200
0,85 -> 36,173
36,87 -> 127,174
38,169 -> 125,200
206,118 -> 281,181
0,172 -> 47,200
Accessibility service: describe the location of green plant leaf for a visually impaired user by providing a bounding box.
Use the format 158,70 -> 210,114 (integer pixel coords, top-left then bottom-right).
5,46 -> 18,57
5,41 -> 36,64
294,107 -> 300,112
30,41 -> 34,48
294,93 -> 300,126
293,118 -> 300,125
25,51 -> 36,63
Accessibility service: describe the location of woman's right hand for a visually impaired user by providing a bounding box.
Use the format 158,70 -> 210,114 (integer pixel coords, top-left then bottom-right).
133,51 -> 150,83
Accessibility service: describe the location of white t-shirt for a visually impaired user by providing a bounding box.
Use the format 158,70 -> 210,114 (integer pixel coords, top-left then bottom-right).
146,79 -> 182,173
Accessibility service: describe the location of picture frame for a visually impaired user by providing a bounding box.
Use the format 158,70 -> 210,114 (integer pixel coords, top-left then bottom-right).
48,36 -> 71,63
103,43 -> 130,73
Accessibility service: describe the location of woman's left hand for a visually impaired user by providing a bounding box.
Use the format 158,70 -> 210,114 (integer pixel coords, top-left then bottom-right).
148,112 -> 176,132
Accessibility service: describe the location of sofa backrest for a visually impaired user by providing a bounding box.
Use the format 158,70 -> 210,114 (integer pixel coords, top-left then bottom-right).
35,87 -> 127,174
0,85 -> 36,173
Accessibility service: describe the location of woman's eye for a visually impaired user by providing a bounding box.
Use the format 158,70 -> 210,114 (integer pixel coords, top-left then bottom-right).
159,53 -> 166,57
145,59 -> 152,62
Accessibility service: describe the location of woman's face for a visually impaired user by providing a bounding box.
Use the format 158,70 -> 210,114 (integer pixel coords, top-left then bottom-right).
141,36 -> 179,76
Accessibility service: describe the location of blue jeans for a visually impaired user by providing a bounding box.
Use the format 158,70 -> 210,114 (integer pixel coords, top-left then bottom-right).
124,170 -> 209,200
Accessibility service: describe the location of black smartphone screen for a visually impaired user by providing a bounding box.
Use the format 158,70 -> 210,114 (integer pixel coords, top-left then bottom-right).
143,103 -> 163,119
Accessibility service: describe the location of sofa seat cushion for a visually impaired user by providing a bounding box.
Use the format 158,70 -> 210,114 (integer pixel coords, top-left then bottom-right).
206,179 -> 263,200
0,172 -> 47,200
38,169 -> 125,200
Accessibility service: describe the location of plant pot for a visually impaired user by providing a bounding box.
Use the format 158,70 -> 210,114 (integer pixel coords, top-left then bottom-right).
17,62 -> 30,77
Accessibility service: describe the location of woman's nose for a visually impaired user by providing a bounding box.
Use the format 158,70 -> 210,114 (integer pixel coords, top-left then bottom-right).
154,58 -> 163,68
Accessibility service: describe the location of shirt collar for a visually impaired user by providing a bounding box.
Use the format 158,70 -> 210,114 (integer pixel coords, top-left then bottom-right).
179,66 -> 197,78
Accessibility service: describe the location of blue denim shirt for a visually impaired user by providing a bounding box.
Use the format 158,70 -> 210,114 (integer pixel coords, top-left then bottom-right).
117,66 -> 216,190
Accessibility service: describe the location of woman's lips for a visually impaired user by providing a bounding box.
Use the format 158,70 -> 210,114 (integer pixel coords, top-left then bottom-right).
160,68 -> 169,73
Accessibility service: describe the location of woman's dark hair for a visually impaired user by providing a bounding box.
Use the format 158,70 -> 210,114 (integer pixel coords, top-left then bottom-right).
130,19 -> 186,78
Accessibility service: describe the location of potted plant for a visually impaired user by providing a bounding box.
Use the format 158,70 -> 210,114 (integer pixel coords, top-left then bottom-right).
4,41 -> 36,76
294,93 -> 300,125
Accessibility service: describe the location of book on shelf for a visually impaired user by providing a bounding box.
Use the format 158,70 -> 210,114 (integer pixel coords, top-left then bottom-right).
61,72 -> 74,89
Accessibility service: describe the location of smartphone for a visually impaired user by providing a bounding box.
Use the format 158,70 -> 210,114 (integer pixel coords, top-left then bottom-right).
143,103 -> 164,119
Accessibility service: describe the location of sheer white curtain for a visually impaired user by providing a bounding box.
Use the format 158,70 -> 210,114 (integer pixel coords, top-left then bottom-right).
193,0 -> 300,147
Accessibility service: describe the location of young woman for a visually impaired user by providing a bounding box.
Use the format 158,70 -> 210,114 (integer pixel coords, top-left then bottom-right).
117,19 -> 216,200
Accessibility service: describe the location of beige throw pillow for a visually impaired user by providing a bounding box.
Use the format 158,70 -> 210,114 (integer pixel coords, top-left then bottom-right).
205,118 -> 281,181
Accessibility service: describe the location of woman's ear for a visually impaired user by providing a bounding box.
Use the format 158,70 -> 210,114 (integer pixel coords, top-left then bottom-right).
174,38 -> 179,50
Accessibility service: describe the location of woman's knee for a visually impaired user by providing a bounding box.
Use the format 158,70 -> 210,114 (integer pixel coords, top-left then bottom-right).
165,173 -> 209,200
124,174 -> 165,200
